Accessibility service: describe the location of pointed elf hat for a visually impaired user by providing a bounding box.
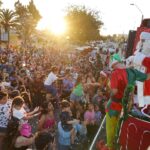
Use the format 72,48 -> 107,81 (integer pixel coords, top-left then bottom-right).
110,53 -> 122,68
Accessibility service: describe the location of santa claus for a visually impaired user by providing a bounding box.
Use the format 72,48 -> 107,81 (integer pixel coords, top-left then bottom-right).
133,31 -> 150,107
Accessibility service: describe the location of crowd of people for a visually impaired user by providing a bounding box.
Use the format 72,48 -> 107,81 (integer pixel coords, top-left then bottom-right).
0,46 -> 111,150
1,36 -> 149,150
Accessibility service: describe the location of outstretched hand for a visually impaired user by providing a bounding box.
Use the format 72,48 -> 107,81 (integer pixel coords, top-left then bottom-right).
33,106 -> 40,113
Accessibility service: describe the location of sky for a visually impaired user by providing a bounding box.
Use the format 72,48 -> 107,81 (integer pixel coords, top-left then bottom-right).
1,0 -> 150,35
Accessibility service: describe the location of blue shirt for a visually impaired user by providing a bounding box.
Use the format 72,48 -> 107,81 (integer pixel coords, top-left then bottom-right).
63,79 -> 73,92
95,111 -> 102,124
58,122 -> 71,146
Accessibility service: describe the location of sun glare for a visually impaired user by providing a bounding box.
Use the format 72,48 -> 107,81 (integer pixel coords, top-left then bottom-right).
37,17 -> 67,35
49,18 -> 67,35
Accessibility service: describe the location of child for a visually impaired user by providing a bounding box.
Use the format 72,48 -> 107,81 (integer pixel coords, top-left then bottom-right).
15,123 -> 38,149
84,103 -> 97,141
74,110 -> 87,144
94,104 -> 102,125
92,89 -> 106,115
21,92 -> 32,112
92,89 -> 104,106
2,118 -> 38,150
84,103 -> 96,124
60,100 -> 80,130
12,96 -> 40,124
59,100 -> 79,146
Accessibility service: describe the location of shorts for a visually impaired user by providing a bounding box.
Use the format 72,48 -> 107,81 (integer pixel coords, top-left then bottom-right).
0,127 -> 7,134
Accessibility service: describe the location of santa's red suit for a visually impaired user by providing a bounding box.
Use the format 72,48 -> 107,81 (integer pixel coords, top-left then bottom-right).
142,57 -> 150,98
132,32 -> 150,107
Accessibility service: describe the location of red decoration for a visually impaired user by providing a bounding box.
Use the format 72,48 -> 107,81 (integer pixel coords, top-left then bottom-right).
119,116 -> 150,150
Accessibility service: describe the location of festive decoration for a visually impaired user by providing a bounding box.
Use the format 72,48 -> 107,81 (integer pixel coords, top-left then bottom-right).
115,84 -> 134,149
122,84 -> 134,120
119,116 -> 150,150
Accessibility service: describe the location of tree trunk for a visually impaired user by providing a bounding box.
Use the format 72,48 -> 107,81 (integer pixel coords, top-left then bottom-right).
7,30 -> 10,49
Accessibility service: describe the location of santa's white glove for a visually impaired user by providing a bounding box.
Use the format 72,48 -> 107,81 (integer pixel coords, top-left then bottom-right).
126,56 -> 134,67
133,52 -> 146,66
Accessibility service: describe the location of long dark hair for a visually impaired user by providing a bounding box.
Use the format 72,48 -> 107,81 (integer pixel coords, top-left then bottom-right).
35,132 -> 54,150
41,101 -> 53,115
2,117 -> 20,150
21,92 -> 32,109
12,96 -> 24,107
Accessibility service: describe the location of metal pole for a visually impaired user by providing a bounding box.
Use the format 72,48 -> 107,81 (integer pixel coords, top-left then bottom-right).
89,115 -> 106,150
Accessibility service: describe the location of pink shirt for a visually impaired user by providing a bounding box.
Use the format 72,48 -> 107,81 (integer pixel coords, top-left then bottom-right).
84,110 -> 95,123
43,118 -> 55,129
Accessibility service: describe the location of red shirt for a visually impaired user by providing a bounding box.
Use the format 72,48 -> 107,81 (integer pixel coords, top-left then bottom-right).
111,68 -> 128,99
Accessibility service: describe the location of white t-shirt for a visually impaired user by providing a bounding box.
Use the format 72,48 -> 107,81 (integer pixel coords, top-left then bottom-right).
44,72 -> 58,85
13,107 -> 27,124
0,82 -> 11,90
0,100 -> 12,128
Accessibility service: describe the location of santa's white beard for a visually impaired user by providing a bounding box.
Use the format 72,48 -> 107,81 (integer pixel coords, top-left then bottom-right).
135,40 -> 150,56
142,40 -> 150,56
135,41 -> 142,53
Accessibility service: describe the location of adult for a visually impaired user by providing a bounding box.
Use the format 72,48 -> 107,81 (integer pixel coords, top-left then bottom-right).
86,72 -> 96,100
44,66 -> 59,97
133,32 -> 150,107
62,73 -> 73,99
70,75 -> 84,105
0,91 -> 12,149
106,54 -> 150,150
98,71 -> 110,98
35,132 -> 55,150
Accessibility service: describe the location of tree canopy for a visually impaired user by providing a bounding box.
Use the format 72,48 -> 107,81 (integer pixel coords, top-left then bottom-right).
14,0 -> 41,46
65,5 -> 103,44
0,9 -> 17,32
0,8 -> 17,46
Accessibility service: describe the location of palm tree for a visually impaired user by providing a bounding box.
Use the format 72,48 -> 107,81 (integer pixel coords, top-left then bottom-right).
0,9 -> 17,47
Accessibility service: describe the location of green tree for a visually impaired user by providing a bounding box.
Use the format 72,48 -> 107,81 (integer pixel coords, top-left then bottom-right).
14,0 -> 41,47
65,5 -> 103,44
0,1 -> 2,7
0,9 -> 17,46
